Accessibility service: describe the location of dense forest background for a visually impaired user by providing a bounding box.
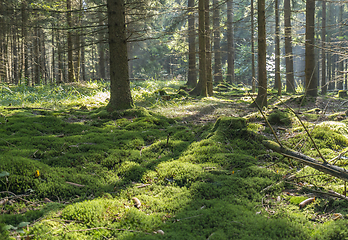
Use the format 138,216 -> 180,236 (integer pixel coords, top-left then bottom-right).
0,0 -> 346,95
2,0 -> 348,239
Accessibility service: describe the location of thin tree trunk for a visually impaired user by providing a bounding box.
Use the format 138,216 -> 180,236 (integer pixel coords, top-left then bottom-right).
251,0 -> 256,92
99,12 -> 106,80
13,22 -> 18,84
226,0 -> 235,84
190,0 -> 207,96
284,0 -> 295,92
206,0 -> 213,96
305,0 -> 317,97
106,0 -> 133,111
274,0 -> 281,96
22,0 -> 29,84
187,0 -> 197,88
213,0 -> 222,84
67,0 -> 75,82
321,0 -> 326,94
338,3 -> 343,90
251,0 -> 267,107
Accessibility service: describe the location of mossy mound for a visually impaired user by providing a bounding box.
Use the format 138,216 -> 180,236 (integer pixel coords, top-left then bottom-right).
267,109 -> 295,126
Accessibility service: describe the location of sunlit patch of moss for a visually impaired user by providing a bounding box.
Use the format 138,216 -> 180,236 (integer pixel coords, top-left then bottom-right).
267,109 -> 296,126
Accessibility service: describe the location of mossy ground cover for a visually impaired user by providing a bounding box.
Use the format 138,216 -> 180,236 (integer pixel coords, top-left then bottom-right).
1,81 -> 348,239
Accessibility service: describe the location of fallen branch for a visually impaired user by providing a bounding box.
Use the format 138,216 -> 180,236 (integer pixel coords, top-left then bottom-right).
65,181 -> 85,187
263,140 -> 348,182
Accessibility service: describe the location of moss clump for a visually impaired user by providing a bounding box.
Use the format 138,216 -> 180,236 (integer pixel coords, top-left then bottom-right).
267,109 -> 295,126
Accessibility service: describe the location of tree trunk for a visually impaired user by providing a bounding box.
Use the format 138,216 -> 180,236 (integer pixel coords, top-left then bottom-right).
21,0 -> 29,84
337,4 -> 343,90
187,0 -> 197,88
99,12 -> 106,80
213,0 -> 222,83
190,0 -> 207,97
284,0 -> 295,93
226,0 -> 235,84
321,0 -> 326,94
67,0 -> 75,82
251,0 -> 267,108
106,0 -> 133,111
205,0 -> 213,96
251,0 -> 256,92
305,0 -> 317,97
274,0 -> 281,96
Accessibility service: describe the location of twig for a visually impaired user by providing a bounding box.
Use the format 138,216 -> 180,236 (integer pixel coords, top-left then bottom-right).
329,149 -> 348,165
55,227 -> 151,235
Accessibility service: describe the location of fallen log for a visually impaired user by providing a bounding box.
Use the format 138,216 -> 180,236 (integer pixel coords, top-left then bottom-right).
262,140 -> 348,182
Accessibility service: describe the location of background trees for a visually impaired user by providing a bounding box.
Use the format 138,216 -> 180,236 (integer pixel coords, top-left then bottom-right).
0,0 -> 346,98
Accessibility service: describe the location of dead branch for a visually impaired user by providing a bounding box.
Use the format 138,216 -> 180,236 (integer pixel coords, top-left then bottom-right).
263,140 -> 348,182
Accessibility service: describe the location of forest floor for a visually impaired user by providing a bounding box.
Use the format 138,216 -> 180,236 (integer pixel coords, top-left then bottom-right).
1,80 -> 348,240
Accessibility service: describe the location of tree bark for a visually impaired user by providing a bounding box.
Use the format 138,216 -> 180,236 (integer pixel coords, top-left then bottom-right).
305,0 -> 317,97
205,0 -> 213,96
337,3 -> 343,90
226,0 -> 235,84
250,0 -> 267,108
187,0 -> 197,88
213,0 -> 222,83
21,0 -> 29,84
106,0 -> 133,111
190,0 -> 207,97
321,0 -> 326,94
274,0 -> 281,96
99,12 -> 106,80
251,0 -> 256,92
284,0 -> 295,93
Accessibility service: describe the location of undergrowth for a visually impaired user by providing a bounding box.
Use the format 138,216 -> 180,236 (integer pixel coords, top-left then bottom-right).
1,81 -> 348,239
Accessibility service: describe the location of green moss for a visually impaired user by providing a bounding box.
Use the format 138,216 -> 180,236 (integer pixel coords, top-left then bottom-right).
267,109 -> 295,126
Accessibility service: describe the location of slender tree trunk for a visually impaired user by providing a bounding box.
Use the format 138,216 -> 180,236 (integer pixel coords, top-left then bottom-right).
284,0 -> 295,92
187,0 -> 197,88
13,22 -> 18,84
251,0 -> 256,92
99,12 -> 106,79
226,0 -> 235,84
305,0 -> 317,97
57,28 -> 64,84
34,26 -> 39,85
213,0 -> 222,84
22,1 -> 29,84
274,0 -> 281,96
106,0 -> 133,111
81,34 -> 86,81
321,0 -> 326,94
67,0 -> 75,82
338,3 -> 343,90
190,0 -> 207,96
251,0 -> 267,107
205,0 -> 213,96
